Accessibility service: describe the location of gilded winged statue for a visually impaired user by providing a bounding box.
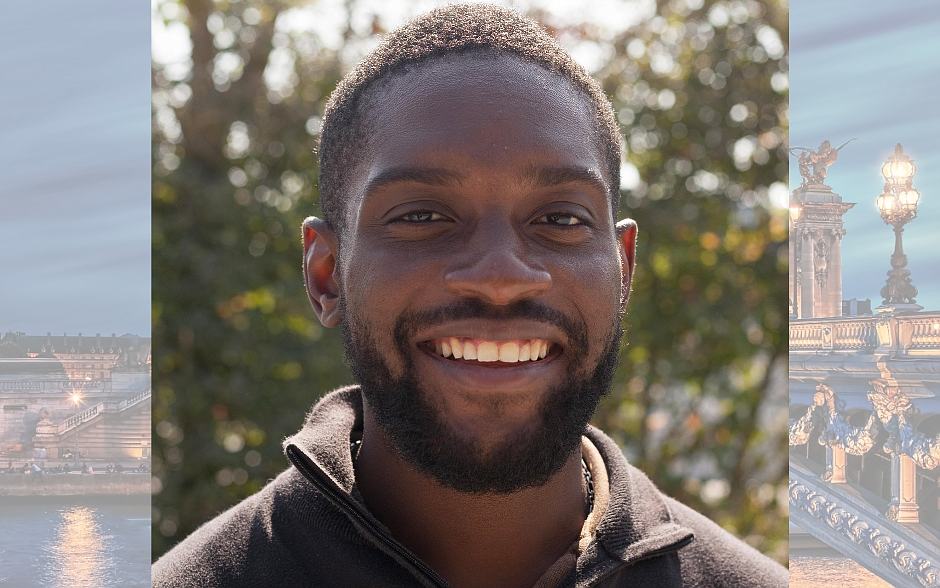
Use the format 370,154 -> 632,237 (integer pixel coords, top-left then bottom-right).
789,139 -> 855,188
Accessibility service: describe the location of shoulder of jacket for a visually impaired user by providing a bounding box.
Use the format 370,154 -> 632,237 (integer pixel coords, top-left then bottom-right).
151,467 -> 349,587
661,496 -> 788,587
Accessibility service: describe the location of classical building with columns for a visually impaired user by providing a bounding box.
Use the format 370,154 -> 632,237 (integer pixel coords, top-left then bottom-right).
788,157 -> 940,587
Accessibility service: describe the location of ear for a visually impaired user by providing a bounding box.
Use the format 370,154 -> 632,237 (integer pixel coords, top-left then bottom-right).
615,218 -> 637,298
302,216 -> 342,328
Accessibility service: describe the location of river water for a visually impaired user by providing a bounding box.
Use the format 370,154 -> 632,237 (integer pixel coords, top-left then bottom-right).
0,498 -> 150,588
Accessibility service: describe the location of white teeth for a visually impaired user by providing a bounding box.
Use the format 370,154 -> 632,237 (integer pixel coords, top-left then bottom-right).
431,338 -> 554,362
519,342 -> 530,361
477,341 -> 499,362
499,342 -> 519,363
463,341 -> 477,360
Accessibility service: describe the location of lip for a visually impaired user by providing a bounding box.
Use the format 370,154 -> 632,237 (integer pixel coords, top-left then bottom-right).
416,340 -> 563,391
414,318 -> 567,349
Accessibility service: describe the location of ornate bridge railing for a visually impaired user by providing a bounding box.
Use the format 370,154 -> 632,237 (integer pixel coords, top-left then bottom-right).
789,311 -> 940,356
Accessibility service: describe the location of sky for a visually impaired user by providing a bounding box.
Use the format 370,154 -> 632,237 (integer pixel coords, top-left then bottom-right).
790,0 -> 940,311
0,2 -> 151,336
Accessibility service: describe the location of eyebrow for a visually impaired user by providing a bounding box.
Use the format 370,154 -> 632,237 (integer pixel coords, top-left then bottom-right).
361,164 -> 610,199
523,165 -> 610,197
363,166 -> 465,197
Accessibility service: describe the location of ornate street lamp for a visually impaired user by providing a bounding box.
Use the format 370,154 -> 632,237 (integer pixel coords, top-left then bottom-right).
876,144 -> 921,311
789,193 -> 804,317
789,193 -> 804,227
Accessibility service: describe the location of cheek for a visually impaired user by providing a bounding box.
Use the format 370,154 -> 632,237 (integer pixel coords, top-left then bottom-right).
340,240 -> 439,335
560,248 -> 623,311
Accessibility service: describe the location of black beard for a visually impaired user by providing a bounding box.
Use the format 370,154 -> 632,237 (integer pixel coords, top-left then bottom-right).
342,297 -> 623,494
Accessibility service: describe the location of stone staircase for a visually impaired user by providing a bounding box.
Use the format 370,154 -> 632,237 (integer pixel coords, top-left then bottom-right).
35,387 -> 152,460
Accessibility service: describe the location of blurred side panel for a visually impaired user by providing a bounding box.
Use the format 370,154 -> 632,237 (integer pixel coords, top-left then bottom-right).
789,1 -> 940,586
0,2 -> 151,587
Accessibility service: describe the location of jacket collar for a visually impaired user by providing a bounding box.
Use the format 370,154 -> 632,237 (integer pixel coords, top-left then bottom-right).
581,426 -> 694,581
284,387 -> 694,584
284,385 -> 363,495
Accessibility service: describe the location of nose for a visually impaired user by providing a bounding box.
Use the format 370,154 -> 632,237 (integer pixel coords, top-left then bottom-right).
443,238 -> 551,306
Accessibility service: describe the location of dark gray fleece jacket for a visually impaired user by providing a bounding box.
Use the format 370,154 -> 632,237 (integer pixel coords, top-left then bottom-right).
152,386 -> 788,587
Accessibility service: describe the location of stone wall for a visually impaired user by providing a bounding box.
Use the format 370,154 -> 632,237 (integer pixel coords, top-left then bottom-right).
0,472 -> 151,496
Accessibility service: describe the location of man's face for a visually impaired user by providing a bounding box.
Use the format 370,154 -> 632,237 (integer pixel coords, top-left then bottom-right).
310,54 -> 635,493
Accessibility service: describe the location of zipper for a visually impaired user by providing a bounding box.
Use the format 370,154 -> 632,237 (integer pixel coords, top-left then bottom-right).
285,444 -> 451,588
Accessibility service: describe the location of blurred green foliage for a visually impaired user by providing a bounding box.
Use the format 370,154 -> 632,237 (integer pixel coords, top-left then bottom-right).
152,0 -> 789,565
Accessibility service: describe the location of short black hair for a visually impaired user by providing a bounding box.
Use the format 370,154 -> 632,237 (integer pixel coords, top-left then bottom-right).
317,3 -> 622,237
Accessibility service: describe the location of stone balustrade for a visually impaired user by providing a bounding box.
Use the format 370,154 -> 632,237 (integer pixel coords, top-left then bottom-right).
117,387 -> 151,411
790,311 -> 940,356
53,388 -> 151,436
0,379 -> 110,393
56,404 -> 102,435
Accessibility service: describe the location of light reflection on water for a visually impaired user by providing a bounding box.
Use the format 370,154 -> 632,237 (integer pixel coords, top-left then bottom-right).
44,507 -> 112,588
790,556 -> 895,587
0,500 -> 149,588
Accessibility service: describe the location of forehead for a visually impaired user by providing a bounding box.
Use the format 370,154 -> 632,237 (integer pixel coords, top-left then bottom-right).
349,53 -> 608,207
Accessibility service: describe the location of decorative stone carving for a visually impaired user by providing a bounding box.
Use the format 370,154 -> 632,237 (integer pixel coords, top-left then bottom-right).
790,404 -> 816,446
870,377 -> 940,469
815,384 -> 879,456
868,379 -> 922,522
814,235 -> 831,288
787,384 -> 880,459
900,427 -> 940,470
868,380 -> 915,429
113,343 -> 151,372
790,478 -> 940,587
788,139 -> 855,188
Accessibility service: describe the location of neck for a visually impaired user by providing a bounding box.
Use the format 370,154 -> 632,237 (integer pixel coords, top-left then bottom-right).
355,404 -> 586,588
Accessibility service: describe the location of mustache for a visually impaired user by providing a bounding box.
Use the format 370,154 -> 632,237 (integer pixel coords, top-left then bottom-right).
392,298 -> 588,352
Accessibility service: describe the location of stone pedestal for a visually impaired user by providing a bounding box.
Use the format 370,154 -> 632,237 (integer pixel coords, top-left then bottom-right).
827,445 -> 847,484
33,417 -> 57,457
791,184 -> 855,319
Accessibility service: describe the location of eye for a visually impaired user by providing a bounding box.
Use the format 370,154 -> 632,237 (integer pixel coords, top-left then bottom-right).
395,211 -> 448,223
534,213 -> 585,226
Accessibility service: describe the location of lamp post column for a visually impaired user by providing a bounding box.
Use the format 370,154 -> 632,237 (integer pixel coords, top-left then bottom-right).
880,224 -> 918,305
876,144 -> 922,314
789,194 -> 804,318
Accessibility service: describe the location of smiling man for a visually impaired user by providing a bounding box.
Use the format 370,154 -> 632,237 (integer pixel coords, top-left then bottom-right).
153,5 -> 787,587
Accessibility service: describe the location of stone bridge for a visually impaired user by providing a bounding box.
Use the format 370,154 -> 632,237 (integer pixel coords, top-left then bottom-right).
790,311 -> 940,587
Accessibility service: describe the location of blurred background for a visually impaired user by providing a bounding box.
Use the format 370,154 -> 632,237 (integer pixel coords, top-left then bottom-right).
151,0 -> 789,565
